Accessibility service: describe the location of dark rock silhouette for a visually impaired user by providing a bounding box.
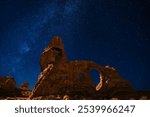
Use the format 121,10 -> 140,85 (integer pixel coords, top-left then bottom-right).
0,76 -> 20,97
0,76 -> 31,99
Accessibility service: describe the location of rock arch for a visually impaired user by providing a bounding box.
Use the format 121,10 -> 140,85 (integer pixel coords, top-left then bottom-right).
29,36 -> 134,99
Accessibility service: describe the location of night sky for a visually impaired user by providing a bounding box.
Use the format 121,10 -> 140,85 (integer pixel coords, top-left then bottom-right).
0,0 -> 150,90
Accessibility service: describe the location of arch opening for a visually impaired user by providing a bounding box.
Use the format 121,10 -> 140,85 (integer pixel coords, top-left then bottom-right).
89,69 -> 100,86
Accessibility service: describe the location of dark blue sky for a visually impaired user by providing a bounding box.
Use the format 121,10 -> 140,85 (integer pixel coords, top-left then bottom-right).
0,0 -> 150,90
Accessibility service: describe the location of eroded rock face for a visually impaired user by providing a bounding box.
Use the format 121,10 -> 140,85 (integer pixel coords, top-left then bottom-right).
0,76 -> 16,90
0,76 -> 19,96
19,82 -> 29,90
99,66 -> 135,99
0,36 -> 149,100
29,36 -> 134,99
40,36 -> 67,71
0,76 -> 32,97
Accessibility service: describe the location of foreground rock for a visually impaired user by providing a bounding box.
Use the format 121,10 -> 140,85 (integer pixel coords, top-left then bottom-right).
0,76 -> 31,98
0,76 -> 20,97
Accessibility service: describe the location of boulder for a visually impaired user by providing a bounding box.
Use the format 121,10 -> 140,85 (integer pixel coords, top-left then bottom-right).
0,76 -> 18,96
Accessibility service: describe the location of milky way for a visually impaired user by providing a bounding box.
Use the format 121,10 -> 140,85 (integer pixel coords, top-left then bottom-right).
0,0 -> 150,90
0,0 -> 82,87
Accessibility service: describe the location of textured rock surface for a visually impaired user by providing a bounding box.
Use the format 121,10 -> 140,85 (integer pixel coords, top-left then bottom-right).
0,76 -> 20,96
0,36 -> 150,100
19,82 -> 29,90
29,36 -> 136,99
0,76 -> 31,98
0,76 -> 16,90
18,82 -> 31,97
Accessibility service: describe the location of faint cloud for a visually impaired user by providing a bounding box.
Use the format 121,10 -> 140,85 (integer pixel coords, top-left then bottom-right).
12,67 -> 16,73
19,42 -> 30,54
64,0 -> 80,16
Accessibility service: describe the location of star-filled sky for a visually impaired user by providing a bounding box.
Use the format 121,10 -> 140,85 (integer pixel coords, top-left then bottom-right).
0,0 -> 150,90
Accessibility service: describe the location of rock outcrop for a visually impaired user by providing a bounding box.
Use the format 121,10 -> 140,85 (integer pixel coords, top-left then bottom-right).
0,76 -> 19,96
29,36 -> 135,99
0,76 -> 31,98
0,36 -> 149,100
19,82 -> 29,90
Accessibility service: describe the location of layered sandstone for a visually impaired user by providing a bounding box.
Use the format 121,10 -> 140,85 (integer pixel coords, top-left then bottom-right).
29,36 -> 135,99
0,36 -> 149,100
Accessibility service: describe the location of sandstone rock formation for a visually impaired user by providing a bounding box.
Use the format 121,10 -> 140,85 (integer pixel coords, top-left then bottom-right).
29,36 -> 135,99
0,76 -> 32,98
0,36 -> 149,100
19,82 -> 29,90
18,82 -> 31,97
0,76 -> 19,96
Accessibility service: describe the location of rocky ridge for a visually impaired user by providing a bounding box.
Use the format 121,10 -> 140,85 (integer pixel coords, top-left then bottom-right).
0,36 -> 150,100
